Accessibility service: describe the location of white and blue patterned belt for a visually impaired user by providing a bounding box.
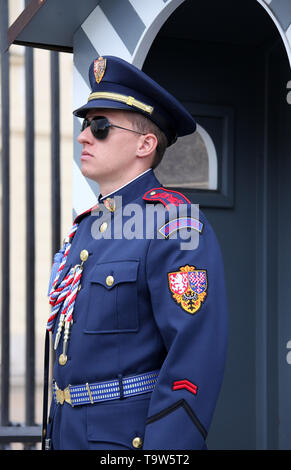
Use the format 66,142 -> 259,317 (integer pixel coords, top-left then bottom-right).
53,370 -> 159,407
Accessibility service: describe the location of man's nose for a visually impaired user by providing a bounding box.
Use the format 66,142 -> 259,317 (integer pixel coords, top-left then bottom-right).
77,125 -> 92,144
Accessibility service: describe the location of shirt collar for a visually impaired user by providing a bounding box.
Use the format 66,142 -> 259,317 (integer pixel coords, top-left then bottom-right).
99,168 -> 152,202
74,168 -> 161,224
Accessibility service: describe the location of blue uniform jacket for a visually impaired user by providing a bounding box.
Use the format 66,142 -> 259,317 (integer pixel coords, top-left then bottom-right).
47,169 -> 228,450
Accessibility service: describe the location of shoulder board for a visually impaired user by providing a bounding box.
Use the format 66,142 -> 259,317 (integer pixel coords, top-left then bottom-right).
143,187 -> 191,208
73,203 -> 99,225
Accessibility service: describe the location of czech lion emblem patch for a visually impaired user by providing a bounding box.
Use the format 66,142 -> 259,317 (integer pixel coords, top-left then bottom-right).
168,265 -> 207,314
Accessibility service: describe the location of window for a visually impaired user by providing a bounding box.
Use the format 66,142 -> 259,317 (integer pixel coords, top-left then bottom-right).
154,124 -> 218,190
155,103 -> 234,208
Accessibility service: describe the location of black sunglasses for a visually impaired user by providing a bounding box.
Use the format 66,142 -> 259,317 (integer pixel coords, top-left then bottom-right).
81,116 -> 145,140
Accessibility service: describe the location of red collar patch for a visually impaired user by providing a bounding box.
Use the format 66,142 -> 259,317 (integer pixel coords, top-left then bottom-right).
143,187 -> 191,208
73,203 -> 99,224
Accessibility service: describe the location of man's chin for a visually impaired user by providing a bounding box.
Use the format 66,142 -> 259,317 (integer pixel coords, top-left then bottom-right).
80,165 -> 98,181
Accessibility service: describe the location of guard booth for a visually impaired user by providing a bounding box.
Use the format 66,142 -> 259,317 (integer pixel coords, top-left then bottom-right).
6,0 -> 291,449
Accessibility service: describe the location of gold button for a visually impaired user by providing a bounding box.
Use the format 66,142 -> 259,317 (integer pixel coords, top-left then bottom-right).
150,191 -> 156,196
80,249 -> 89,262
99,222 -> 108,232
106,275 -> 114,287
58,354 -> 67,366
132,436 -> 143,449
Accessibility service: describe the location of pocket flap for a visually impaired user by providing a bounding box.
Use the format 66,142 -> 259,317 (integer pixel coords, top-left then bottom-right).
89,260 -> 139,288
87,394 -> 150,449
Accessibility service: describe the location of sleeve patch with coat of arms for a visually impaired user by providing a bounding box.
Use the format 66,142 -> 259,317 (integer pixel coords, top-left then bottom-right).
168,265 -> 207,314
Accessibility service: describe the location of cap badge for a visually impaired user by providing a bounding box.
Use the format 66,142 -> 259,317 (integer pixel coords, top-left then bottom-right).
94,57 -> 107,84
168,265 -> 207,314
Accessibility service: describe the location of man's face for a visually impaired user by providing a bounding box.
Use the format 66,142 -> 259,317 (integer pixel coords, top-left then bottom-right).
77,108 -> 142,185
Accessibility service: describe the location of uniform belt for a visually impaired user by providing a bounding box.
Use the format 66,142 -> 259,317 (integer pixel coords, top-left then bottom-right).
53,370 -> 159,407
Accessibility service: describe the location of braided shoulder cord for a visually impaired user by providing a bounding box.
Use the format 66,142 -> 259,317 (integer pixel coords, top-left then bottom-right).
47,223 -> 79,331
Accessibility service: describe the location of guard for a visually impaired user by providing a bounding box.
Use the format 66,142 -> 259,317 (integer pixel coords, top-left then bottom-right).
43,55 -> 228,450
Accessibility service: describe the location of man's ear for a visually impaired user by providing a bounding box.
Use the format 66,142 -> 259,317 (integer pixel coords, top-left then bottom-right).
136,133 -> 158,158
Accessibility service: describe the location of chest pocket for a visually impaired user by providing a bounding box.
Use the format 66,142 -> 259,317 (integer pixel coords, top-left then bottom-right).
84,260 -> 139,334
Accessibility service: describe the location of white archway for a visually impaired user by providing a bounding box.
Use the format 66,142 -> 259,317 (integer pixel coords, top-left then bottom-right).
129,0 -> 291,69
256,0 -> 291,67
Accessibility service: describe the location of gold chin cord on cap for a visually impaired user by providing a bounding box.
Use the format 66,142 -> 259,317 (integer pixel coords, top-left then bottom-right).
87,91 -> 154,115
